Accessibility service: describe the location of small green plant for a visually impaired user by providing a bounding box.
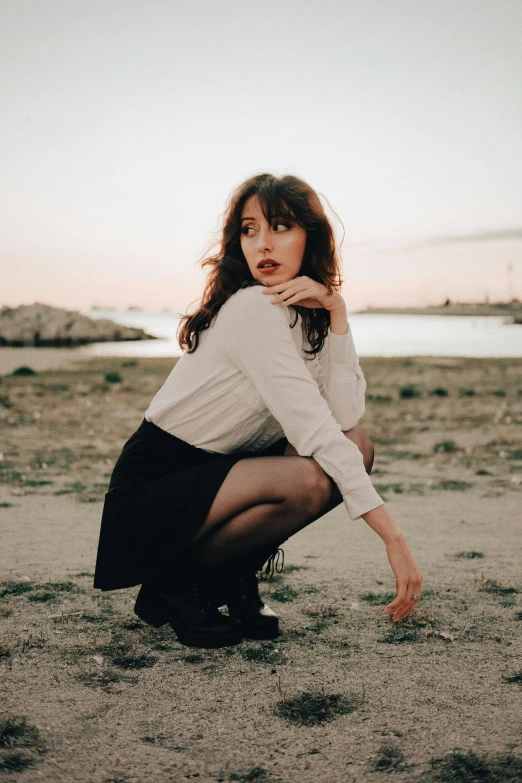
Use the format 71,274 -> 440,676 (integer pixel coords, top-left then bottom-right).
11,366 -> 37,376
491,389 -> 506,397
456,551 -> 484,559
270,585 -> 299,603
0,502 -> 12,508
0,581 -> 34,599
434,440 -> 457,453
55,481 -> 87,495
373,483 -> 404,495
398,385 -> 421,399
0,716 -> 41,749
459,388 -> 476,396
110,653 -> 157,670
503,671 -> 522,684
425,749 -> 522,782
0,752 -> 37,772
0,716 -> 43,773
367,393 -> 393,404
432,480 -> 473,491
27,581 -> 84,603
359,591 -> 396,605
121,359 -> 138,367
181,653 -> 204,664
0,394 -> 12,409
104,371 -> 122,384
371,743 -> 406,772
479,579 -> 518,597
508,449 -> 522,460
228,767 -> 269,782
275,689 -> 357,725
28,591 -> 57,603
378,622 -> 420,644
430,387 -> 449,397
77,668 -> 137,690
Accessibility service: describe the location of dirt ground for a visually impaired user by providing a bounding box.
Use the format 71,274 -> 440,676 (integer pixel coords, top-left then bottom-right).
1,352 -> 521,782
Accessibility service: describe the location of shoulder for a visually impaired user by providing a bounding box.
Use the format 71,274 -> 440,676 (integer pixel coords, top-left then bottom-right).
222,285 -> 294,326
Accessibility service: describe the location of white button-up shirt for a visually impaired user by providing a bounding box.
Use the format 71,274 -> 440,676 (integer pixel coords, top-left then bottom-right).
145,285 -> 384,520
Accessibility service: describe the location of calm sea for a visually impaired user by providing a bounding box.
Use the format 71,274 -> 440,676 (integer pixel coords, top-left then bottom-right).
79,309 -> 522,360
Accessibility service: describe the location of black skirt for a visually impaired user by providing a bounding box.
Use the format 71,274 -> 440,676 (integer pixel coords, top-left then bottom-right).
93,418 -> 288,591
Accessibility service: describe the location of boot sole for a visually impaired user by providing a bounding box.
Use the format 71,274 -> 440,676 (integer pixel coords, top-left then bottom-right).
241,624 -> 280,641
134,590 -> 243,649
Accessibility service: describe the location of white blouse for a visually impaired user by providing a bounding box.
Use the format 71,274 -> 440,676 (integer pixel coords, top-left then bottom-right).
145,284 -> 384,520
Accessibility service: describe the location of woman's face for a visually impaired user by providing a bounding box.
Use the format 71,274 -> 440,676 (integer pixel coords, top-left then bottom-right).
239,195 -> 307,285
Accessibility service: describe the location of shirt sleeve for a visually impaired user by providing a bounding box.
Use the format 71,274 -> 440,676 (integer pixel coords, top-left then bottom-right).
317,328 -> 367,432
223,288 -> 384,520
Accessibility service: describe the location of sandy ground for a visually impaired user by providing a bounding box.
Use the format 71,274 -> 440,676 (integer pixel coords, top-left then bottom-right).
1,351 -> 522,782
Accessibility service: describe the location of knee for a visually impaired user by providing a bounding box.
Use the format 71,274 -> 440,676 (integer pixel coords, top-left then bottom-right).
295,459 -> 333,516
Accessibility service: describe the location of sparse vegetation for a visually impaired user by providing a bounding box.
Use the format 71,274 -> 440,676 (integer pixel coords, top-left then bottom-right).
373,483 -> 404,494
0,716 -> 43,774
110,653 -> 157,670
0,752 -> 37,772
77,668 -> 138,691
270,585 -> 299,603
104,371 -> 122,384
2,355 -> 521,778
371,743 -> 406,772
479,579 -> 519,597
0,716 -> 41,749
503,671 -> 522,685
423,749 -> 522,782
398,384 -> 421,399
0,581 -> 34,599
434,440 -> 457,453
240,643 -> 283,665
228,767 -> 269,782
378,622 -> 420,644
275,689 -> 357,725
360,591 -> 396,605
430,387 -> 449,397
11,366 -> 37,376
431,480 -> 474,490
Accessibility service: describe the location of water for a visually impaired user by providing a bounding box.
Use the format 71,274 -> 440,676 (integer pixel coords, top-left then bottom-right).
78,308 -> 522,359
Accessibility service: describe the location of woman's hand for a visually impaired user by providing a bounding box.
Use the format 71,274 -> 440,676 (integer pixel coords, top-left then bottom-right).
383,533 -> 423,621
262,276 -> 343,312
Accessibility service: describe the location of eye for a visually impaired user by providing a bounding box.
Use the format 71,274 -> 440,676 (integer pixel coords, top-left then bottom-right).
240,225 -> 256,236
272,221 -> 291,232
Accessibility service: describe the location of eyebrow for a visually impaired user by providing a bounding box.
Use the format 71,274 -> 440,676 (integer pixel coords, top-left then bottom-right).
240,214 -> 291,222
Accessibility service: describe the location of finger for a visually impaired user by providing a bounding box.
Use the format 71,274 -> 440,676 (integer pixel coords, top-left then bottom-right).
276,289 -> 312,306
388,583 -> 415,620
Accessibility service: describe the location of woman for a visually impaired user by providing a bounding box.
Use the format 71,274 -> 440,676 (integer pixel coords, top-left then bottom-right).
93,172 -> 422,649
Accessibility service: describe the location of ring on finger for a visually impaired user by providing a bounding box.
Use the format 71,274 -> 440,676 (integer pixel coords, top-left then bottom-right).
411,593 -> 420,600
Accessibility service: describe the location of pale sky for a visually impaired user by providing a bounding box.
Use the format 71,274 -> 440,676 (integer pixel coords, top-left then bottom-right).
1,0 -> 521,312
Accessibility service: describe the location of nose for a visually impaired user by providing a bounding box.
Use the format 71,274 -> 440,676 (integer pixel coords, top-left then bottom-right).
257,224 -> 273,253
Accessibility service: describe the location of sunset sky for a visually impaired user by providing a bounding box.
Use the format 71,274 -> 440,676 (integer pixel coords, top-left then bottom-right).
2,0 -> 521,313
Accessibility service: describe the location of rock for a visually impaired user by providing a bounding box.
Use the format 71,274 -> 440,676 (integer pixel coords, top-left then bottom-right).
0,303 -> 157,347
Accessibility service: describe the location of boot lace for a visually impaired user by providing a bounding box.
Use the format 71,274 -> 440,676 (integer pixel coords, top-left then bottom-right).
263,547 -> 285,581
181,577 -> 222,618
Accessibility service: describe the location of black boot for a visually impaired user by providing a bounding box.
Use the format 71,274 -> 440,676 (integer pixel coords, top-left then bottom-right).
134,559 -> 243,649
225,547 -> 285,640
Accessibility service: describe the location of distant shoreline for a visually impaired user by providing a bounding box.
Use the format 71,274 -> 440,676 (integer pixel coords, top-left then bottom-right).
356,302 -> 522,319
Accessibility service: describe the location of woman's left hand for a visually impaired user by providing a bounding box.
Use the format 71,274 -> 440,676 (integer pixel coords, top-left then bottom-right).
262,276 -> 343,312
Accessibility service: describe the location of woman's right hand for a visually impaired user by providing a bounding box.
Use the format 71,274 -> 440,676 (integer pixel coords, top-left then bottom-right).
383,533 -> 423,621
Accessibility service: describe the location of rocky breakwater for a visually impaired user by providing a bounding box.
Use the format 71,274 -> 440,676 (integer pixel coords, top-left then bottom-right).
0,303 -> 157,347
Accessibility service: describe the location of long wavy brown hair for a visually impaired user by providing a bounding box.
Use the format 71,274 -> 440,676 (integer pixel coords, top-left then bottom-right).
178,173 -> 345,356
